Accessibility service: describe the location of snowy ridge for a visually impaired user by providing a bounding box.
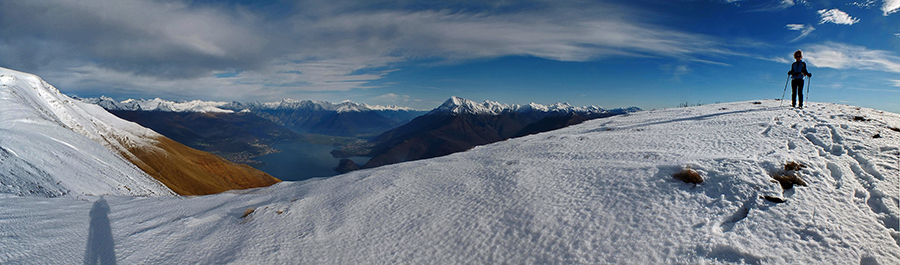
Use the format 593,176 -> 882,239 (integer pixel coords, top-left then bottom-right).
80,96 -> 234,113
80,97 -> 422,113
235,98 -> 422,113
0,67 -> 174,197
2,99 -> 897,264
361,103 -> 419,112
430,96 -> 634,116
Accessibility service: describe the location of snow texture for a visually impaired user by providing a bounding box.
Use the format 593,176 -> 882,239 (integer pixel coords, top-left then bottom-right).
0,67 -> 174,197
2,98 -> 898,264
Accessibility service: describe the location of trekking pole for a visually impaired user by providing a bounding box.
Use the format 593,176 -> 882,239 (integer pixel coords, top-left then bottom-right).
806,76 -> 810,104
780,75 -> 789,107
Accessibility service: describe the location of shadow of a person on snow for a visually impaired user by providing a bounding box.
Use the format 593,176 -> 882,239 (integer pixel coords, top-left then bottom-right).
84,196 -> 116,265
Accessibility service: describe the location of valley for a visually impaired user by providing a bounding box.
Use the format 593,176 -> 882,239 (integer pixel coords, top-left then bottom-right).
87,96 -> 636,180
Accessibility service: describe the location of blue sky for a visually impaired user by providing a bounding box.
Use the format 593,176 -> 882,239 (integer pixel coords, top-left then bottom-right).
1,0 -> 898,112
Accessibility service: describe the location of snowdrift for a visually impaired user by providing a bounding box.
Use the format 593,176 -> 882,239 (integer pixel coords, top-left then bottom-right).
1,99 -> 898,264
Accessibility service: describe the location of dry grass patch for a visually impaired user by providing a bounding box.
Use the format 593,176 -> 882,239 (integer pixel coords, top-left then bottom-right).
673,168 -> 703,184
784,161 -> 806,171
771,174 -> 807,190
772,161 -> 808,190
123,136 -> 280,195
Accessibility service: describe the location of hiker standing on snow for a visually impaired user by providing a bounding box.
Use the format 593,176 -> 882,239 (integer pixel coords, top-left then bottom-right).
788,50 -> 812,109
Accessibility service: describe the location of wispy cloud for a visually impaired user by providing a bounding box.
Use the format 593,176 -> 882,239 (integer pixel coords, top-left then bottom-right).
849,0 -> 878,8
771,0 -> 798,10
818,9 -> 860,25
0,0 -> 732,101
744,0 -> 803,11
758,56 -> 792,64
786,24 -> 816,42
804,42 -> 900,73
892,80 -> 900,87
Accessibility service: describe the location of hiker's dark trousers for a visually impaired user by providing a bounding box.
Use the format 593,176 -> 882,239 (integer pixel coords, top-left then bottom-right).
791,79 -> 804,108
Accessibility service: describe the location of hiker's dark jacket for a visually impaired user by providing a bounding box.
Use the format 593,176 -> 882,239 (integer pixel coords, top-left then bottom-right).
788,61 -> 811,80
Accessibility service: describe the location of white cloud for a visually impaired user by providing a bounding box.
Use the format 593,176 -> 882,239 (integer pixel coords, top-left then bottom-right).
849,0 -> 899,15
785,24 -> 815,42
1,1 -> 733,101
0,0 -> 271,78
892,80 -> 900,87
850,0 -> 878,8
300,7 -> 726,63
885,0 -> 900,15
759,56 -> 792,64
817,9 -> 860,25
785,24 -> 804,31
804,42 -> 900,73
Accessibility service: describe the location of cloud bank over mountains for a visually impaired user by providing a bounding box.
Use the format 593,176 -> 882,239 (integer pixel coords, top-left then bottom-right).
0,0 -> 728,100
805,42 -> 900,74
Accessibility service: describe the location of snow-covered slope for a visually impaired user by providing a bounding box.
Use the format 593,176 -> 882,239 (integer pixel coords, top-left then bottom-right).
2,100 -> 898,264
1,67 -> 278,196
0,67 -> 175,196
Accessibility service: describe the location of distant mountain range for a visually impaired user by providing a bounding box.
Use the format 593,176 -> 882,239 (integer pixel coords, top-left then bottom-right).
77,95 -> 640,175
80,97 -> 427,137
339,96 -> 640,171
223,99 -> 426,137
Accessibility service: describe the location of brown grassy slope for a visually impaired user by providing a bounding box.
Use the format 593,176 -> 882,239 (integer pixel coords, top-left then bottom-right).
124,136 -> 280,195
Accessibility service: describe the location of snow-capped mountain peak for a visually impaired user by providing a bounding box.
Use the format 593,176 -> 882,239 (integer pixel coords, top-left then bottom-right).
81,97 -> 234,113
429,96 -> 627,116
432,96 -> 512,115
334,100 -> 369,113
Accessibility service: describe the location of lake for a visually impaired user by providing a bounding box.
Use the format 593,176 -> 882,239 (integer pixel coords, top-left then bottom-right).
254,141 -> 370,181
